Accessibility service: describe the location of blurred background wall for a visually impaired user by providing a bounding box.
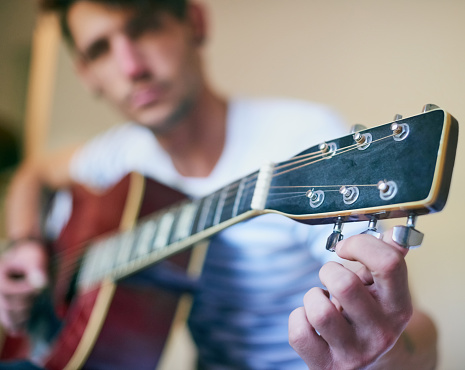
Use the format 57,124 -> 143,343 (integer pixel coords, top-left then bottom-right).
1,0 -> 464,369
0,1 -> 36,237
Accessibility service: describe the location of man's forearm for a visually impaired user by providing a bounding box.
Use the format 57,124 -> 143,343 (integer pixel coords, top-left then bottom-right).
6,161 -> 45,240
5,147 -> 78,241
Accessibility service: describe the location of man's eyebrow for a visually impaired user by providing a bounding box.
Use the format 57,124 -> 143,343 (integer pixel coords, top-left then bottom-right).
125,12 -> 164,36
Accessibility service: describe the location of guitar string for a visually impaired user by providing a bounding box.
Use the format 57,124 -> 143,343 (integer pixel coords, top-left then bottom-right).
52,132 -> 393,283
53,132 -> 395,288
51,172 -> 261,279
196,133 -> 391,208
52,134 -> 388,285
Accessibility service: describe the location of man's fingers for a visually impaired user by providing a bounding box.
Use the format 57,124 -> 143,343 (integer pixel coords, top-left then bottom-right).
0,291 -> 35,336
319,262 -> 382,334
289,306 -> 330,366
0,312 -> 29,335
0,266 -> 46,295
334,230 -> 411,315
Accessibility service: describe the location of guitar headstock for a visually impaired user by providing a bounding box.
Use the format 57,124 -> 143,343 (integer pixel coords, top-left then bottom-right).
264,106 -> 458,234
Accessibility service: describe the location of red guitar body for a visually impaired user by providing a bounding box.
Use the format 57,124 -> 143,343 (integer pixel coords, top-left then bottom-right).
1,173 -> 193,369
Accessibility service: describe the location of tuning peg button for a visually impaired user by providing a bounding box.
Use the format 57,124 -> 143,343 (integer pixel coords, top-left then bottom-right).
422,103 -> 439,112
350,124 -> 367,133
392,214 -> 424,248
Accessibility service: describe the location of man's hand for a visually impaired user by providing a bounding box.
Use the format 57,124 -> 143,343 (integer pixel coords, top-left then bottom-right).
0,240 -> 48,335
289,228 -> 413,369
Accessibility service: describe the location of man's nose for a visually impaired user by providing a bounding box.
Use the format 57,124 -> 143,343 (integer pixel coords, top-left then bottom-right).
114,36 -> 147,79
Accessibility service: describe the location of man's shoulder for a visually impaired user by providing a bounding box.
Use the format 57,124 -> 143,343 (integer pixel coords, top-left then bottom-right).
225,97 -> 349,167
230,97 -> 346,132
229,97 -> 348,145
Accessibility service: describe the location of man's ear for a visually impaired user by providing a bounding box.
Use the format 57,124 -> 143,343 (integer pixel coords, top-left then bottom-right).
74,58 -> 102,97
187,1 -> 208,46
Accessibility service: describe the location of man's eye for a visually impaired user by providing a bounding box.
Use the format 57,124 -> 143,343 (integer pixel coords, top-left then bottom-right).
83,40 -> 109,62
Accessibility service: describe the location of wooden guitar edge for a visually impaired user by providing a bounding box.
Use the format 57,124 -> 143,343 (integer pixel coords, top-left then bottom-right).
62,281 -> 116,370
62,172 -> 146,369
156,241 -> 209,369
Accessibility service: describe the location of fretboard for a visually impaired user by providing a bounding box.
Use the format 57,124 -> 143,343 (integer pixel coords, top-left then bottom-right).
77,171 -> 262,290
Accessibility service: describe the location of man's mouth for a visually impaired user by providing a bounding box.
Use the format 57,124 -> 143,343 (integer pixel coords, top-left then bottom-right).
130,86 -> 165,109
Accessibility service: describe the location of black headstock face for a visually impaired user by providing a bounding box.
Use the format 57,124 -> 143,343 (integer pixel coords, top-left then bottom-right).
265,108 -> 458,225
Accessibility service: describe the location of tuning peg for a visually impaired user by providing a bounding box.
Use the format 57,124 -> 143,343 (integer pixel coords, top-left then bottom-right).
393,114 -> 403,121
392,214 -> 424,249
326,217 -> 344,252
422,104 -> 439,112
350,124 -> 367,133
361,216 -> 382,239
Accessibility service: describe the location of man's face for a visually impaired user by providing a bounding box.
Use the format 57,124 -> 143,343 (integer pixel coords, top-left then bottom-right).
68,1 -> 204,133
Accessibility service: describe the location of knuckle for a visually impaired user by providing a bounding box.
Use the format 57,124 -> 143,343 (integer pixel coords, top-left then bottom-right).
371,329 -> 398,356
330,273 -> 360,299
376,250 -> 405,276
395,304 -> 414,326
288,325 -> 309,351
302,292 -> 332,327
306,303 -> 333,329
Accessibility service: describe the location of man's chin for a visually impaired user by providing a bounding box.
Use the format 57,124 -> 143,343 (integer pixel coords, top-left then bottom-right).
133,112 -> 181,135
127,96 -> 195,134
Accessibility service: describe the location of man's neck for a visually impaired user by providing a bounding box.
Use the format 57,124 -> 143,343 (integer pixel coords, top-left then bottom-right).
153,88 -> 228,178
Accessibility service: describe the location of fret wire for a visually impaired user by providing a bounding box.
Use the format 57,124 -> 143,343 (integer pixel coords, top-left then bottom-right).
190,197 -> 204,236
243,174 -> 256,212
173,201 -> 199,241
220,184 -> 240,224
78,242 -> 98,286
89,241 -> 108,283
71,132 -> 395,289
134,219 -> 158,258
205,192 -> 220,230
216,176 -> 257,213
93,239 -> 113,281
153,211 -> 175,250
115,231 -> 135,267
213,185 -> 230,225
196,193 -> 215,232
167,207 -> 182,245
232,177 -> 247,218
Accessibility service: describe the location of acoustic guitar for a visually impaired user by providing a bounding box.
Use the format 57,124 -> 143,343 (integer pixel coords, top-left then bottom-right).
0,105 -> 458,369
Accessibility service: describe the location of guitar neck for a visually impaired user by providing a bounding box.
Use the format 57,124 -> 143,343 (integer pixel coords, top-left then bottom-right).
78,107 -> 459,290
78,170 -> 265,289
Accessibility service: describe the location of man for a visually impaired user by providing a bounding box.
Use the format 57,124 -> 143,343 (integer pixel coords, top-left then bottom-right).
0,0 -> 437,368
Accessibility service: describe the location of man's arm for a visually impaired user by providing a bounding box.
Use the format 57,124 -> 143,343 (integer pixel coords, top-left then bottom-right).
0,146 -> 79,334
6,146 -> 79,240
288,229 -> 437,369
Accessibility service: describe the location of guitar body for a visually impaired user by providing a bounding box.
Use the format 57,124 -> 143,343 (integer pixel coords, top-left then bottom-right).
2,173 -> 193,370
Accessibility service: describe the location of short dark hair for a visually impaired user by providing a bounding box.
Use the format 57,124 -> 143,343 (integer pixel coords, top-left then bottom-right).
39,0 -> 188,46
